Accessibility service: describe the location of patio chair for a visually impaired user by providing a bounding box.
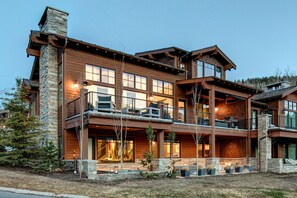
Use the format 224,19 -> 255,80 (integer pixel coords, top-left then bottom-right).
96,96 -> 115,112
141,102 -> 160,118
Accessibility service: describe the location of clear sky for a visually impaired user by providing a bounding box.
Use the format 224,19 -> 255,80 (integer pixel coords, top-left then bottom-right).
1,0 -> 297,93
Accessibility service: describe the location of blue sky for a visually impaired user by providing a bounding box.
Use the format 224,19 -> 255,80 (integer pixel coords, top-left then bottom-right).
1,0 -> 297,93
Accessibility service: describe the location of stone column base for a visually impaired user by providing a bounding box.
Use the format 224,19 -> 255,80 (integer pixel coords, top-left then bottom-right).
206,158 -> 220,172
153,158 -> 171,172
77,160 -> 98,180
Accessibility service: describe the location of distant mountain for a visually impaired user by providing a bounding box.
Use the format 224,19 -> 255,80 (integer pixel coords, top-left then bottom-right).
234,75 -> 297,89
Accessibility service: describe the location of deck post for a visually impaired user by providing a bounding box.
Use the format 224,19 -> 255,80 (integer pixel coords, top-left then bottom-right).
246,97 -> 251,159
80,88 -> 88,160
157,130 -> 164,158
209,85 -> 216,157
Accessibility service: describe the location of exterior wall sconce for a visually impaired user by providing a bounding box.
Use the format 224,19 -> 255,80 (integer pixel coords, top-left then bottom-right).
73,79 -> 79,89
215,107 -> 219,112
149,94 -> 154,102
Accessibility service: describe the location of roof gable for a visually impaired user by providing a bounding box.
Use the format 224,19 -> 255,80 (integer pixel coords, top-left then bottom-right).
190,45 -> 236,70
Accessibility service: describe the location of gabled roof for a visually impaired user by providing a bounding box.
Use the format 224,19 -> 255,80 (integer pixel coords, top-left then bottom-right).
135,46 -> 188,57
252,86 -> 297,101
190,45 -> 237,70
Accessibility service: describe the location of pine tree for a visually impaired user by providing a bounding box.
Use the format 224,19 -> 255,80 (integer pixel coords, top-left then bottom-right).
0,79 -> 42,167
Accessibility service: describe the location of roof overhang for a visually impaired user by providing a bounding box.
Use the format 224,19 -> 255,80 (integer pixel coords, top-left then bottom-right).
27,31 -> 185,75
190,45 -> 237,70
176,77 -> 262,95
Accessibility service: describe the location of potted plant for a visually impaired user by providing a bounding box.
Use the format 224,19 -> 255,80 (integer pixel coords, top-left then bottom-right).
244,163 -> 253,172
235,163 -> 243,173
198,165 -> 206,176
180,166 -> 190,177
207,164 -> 216,176
224,165 -> 234,174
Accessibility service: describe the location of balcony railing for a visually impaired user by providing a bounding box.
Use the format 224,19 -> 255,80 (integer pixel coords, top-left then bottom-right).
66,91 -> 249,129
269,115 -> 297,130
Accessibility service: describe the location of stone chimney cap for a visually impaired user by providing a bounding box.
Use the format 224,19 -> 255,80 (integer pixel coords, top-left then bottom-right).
38,6 -> 69,27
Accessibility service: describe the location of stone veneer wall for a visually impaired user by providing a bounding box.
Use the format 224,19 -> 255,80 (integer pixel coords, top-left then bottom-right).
39,7 -> 68,145
40,7 -> 68,36
40,45 -> 59,145
258,114 -> 271,172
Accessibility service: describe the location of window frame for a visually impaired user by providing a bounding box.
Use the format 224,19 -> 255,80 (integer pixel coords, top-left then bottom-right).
85,64 -> 115,85
123,72 -> 147,91
196,60 -> 223,78
152,79 -> 173,95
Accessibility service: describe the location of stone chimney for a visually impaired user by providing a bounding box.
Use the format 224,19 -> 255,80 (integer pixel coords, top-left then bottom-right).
38,6 -> 68,36
38,7 -> 68,146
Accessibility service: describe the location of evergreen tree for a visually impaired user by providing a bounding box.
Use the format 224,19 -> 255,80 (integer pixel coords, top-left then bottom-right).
0,79 -> 42,167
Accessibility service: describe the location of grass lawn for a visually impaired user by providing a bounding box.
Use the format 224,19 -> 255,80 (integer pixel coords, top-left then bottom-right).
0,167 -> 297,198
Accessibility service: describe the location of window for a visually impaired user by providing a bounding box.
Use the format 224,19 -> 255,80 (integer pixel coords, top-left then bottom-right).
178,100 -> 186,123
97,139 -> 134,163
204,63 -> 214,77
85,64 -> 115,84
101,68 -> 115,84
123,73 -> 147,90
122,90 -> 147,109
87,85 -> 115,109
197,61 -> 203,78
216,67 -> 222,78
164,140 -> 180,158
154,95 -> 173,118
153,79 -> 173,95
196,60 -> 223,78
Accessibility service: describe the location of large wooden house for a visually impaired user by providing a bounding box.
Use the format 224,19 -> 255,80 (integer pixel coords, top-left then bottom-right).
24,7 -> 297,174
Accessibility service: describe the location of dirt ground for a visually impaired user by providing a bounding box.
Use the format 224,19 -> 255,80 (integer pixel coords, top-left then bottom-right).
0,167 -> 297,198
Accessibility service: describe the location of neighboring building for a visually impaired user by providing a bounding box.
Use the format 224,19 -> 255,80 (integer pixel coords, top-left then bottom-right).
24,7 -> 297,174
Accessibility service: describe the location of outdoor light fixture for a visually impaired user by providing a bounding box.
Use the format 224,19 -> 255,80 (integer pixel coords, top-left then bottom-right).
215,107 -> 219,112
149,94 -> 154,102
73,79 -> 79,89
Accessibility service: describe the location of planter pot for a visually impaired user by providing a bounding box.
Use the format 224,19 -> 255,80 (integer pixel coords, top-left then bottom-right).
225,169 -> 234,174
244,165 -> 253,172
235,167 -> 243,173
198,169 -> 206,176
181,170 -> 190,177
207,169 -> 216,176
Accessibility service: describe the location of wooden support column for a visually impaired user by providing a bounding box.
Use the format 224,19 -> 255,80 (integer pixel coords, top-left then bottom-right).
246,98 -> 251,158
209,85 -> 216,157
157,130 -> 164,158
80,88 -> 88,160
82,127 -> 89,160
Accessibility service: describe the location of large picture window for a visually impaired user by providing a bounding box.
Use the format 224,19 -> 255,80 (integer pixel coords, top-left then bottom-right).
123,73 -> 147,90
97,139 -> 134,163
197,60 -> 222,78
85,64 -> 115,85
164,140 -> 180,158
122,90 -> 146,109
153,79 -> 173,95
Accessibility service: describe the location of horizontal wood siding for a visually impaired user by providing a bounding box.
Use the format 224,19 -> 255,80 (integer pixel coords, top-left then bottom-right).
65,130 -> 80,159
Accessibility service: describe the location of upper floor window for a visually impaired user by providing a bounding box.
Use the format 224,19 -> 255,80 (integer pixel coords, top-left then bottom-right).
123,73 -> 147,90
284,100 -> 297,111
153,79 -> 173,95
85,64 -> 115,85
197,60 -> 222,78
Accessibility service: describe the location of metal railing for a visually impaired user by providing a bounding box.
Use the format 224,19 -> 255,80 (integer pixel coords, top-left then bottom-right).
66,92 -> 249,129
269,115 -> 297,129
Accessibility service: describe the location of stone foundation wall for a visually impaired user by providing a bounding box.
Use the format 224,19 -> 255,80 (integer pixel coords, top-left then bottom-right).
267,158 -> 297,173
267,158 -> 283,173
77,160 -> 98,180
